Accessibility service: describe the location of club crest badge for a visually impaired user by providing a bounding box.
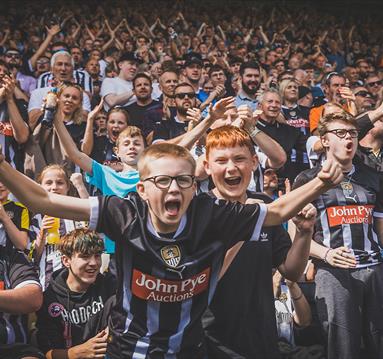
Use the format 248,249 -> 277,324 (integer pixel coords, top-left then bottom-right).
161,245 -> 181,268
48,302 -> 64,317
341,181 -> 357,202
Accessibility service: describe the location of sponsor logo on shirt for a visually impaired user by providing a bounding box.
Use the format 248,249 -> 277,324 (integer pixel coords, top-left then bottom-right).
327,205 -> 374,227
160,245 -> 181,268
132,268 -> 210,302
48,302 -> 65,317
286,118 -> 308,128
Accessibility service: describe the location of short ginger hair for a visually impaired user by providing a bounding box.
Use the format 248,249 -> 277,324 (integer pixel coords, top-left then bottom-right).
206,125 -> 255,159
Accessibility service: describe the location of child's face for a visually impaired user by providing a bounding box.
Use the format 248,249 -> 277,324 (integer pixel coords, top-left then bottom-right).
137,157 -> 196,233
0,182 -> 9,203
40,169 -> 69,195
63,252 -> 102,289
107,112 -> 128,143
204,145 -> 258,202
115,135 -> 145,166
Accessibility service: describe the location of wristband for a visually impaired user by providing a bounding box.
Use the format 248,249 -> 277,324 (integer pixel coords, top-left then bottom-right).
250,127 -> 261,138
323,248 -> 332,263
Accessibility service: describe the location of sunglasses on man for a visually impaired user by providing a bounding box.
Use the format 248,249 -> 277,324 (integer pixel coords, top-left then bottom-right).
355,91 -> 373,98
366,80 -> 382,87
175,92 -> 196,100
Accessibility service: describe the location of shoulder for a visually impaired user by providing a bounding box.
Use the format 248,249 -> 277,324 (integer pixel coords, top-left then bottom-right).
293,166 -> 320,188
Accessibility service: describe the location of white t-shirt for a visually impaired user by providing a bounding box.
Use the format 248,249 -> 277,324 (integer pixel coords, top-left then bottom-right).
28,87 -> 91,113
100,77 -> 136,110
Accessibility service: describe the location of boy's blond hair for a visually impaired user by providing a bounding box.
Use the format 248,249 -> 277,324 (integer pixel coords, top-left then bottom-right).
137,143 -> 196,179
115,126 -> 146,148
318,112 -> 357,137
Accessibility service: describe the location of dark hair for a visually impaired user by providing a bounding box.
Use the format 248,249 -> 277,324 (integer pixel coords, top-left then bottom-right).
208,64 -> 225,77
133,72 -> 152,88
51,41 -> 69,52
239,61 -> 260,76
173,82 -> 195,96
59,228 -> 104,258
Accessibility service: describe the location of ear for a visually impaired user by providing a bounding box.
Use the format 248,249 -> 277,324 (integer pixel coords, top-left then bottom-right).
118,62 -> 123,70
252,154 -> 259,171
136,181 -> 148,201
204,158 -> 212,176
61,254 -> 71,269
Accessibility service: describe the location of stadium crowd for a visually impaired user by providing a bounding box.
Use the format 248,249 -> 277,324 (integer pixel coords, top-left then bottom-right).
0,0 -> 383,358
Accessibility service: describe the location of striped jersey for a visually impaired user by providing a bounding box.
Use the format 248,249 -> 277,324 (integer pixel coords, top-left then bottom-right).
294,162 -> 383,268
89,192 -> 267,358
0,246 -> 40,345
36,70 -> 93,93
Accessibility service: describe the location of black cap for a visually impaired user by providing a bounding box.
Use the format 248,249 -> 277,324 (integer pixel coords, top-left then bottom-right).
183,52 -> 203,67
118,52 -> 141,64
298,86 -> 311,100
229,56 -> 243,66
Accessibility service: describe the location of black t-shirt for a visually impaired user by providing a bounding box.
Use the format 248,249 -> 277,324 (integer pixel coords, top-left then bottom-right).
89,192 -> 267,358
152,116 -> 189,142
0,246 -> 40,345
124,100 -> 162,137
205,192 -> 291,359
90,135 -> 117,164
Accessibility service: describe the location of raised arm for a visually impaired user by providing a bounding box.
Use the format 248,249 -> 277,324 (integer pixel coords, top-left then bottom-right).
0,283 -> 42,314
81,98 -> 104,155
53,108 -> 93,174
264,159 -> 343,226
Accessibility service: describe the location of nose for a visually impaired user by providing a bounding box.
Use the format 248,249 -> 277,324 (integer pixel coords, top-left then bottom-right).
226,159 -> 237,172
168,178 -> 181,192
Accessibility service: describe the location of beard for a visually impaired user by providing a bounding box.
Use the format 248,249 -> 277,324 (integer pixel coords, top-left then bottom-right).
242,81 -> 259,95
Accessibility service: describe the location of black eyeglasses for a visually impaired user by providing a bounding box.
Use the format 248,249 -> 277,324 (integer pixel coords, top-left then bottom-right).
143,175 -> 195,189
175,92 -> 196,100
355,91 -> 373,98
366,80 -> 382,87
325,129 -> 359,138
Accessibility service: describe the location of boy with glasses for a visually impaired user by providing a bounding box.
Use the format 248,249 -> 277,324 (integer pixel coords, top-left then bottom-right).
294,112 -> 383,359
0,141 -> 343,358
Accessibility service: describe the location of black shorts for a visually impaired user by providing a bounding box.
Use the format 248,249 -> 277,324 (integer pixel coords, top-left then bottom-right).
0,343 -> 44,359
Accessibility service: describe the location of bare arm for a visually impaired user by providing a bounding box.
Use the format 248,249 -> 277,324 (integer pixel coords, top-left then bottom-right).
3,76 -> 29,144
0,158 -> 91,221
81,98 -> 104,155
28,109 -> 43,131
286,281 -> 312,327
264,160 -> 343,226
0,207 -> 28,250
0,284 -> 42,314
104,90 -> 134,109
53,111 -> 93,174
30,25 -> 61,71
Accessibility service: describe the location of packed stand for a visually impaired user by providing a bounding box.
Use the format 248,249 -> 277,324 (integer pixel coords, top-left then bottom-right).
0,1 -> 383,358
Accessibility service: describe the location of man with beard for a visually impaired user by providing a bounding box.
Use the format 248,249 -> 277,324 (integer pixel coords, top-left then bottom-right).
4,48 -> 36,97
124,73 -> 162,139
152,83 -> 197,142
352,86 -> 376,114
235,61 -> 261,111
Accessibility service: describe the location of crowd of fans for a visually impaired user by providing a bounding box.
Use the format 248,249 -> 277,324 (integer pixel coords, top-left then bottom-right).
0,1 -> 383,358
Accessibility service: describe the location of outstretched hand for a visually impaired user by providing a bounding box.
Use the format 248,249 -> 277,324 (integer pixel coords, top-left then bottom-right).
208,96 -> 236,122
87,97 -> 105,121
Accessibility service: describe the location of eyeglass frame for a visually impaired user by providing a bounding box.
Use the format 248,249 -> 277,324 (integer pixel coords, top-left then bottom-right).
365,80 -> 382,87
324,128 -> 359,138
143,175 -> 195,189
174,92 -> 196,100
355,90 -> 373,98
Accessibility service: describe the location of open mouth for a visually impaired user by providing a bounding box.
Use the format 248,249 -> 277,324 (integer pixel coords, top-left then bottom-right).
164,200 -> 181,217
224,177 -> 241,186
345,142 -> 353,151
111,130 -> 120,138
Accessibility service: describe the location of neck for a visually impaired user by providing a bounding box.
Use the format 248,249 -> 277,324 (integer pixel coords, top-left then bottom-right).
66,269 -> 89,293
212,187 -> 247,204
239,89 -> 256,100
122,162 -> 137,172
149,210 -> 179,234
186,79 -> 199,92
263,188 -> 275,198
176,112 -> 187,122
359,133 -> 383,152
260,115 -> 275,124
137,98 -> 152,106
284,99 -> 296,108
327,154 -> 353,172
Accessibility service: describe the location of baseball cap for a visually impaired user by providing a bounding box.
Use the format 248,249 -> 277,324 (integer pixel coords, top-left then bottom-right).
118,52 -> 141,64
298,86 -> 311,100
184,52 -> 203,67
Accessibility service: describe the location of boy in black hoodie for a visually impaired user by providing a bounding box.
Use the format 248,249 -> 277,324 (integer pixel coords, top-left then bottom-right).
36,228 -> 115,359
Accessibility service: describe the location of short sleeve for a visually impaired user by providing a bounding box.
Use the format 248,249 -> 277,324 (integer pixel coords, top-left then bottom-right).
83,92 -> 91,112
212,199 -> 267,249
8,249 -> 40,289
28,88 -> 45,112
89,196 -> 135,242
271,226 -> 292,268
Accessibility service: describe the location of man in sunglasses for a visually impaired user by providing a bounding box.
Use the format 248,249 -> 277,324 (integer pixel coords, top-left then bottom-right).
294,112 -> 383,359
365,73 -> 382,102
152,82 -> 197,142
352,86 -> 376,113
4,48 -> 36,97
